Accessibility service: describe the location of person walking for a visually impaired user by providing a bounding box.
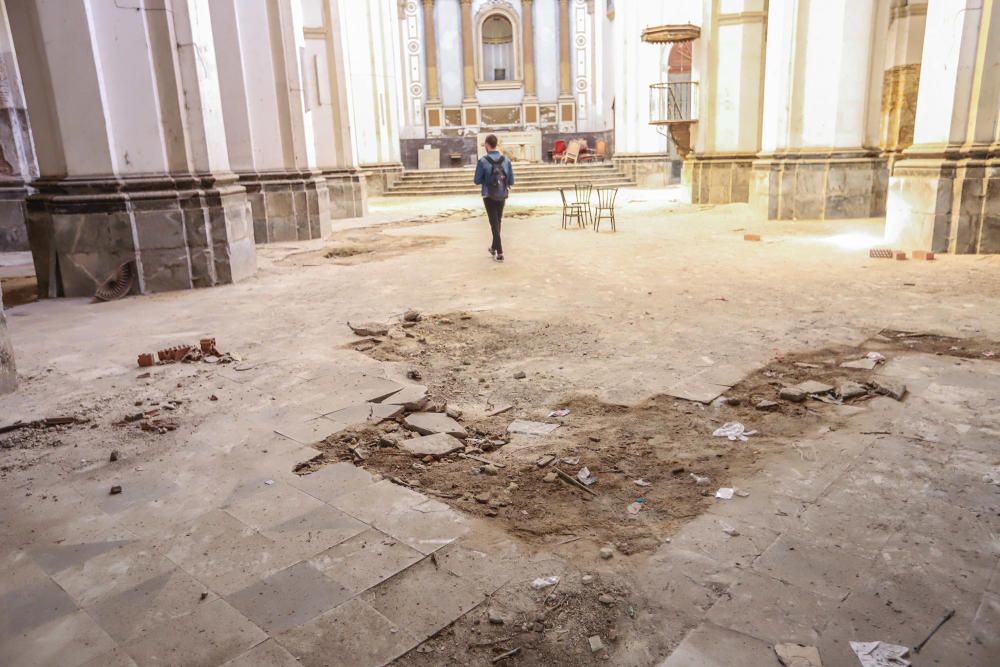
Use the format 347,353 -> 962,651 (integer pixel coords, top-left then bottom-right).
474,134 -> 514,262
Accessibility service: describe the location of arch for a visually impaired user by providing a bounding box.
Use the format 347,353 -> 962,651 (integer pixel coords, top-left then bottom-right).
473,2 -> 522,90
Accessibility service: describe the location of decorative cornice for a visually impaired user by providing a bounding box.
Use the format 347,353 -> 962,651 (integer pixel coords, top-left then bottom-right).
640,24 -> 700,43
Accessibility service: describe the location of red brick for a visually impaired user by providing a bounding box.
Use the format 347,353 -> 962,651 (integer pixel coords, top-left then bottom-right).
912,250 -> 935,260
137,353 -> 154,368
894,251 -> 907,260
869,248 -> 894,259
744,233 -> 761,242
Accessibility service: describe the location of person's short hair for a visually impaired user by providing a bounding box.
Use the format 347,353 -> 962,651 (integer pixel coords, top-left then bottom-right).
484,134 -> 498,149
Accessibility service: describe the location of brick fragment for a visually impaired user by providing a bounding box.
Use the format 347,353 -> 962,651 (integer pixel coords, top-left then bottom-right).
869,248 -> 893,259
137,353 -> 154,367
894,251 -> 907,260
912,250 -> 935,260
743,233 -> 761,242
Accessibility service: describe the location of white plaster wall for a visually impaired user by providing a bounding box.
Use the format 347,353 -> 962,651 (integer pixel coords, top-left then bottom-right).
534,0 -> 559,103
301,0 -> 324,27
236,2 -> 286,169
436,0 -> 464,106
210,0 -> 255,172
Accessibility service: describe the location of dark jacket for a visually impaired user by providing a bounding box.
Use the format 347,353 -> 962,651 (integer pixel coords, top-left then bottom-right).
473,151 -> 515,197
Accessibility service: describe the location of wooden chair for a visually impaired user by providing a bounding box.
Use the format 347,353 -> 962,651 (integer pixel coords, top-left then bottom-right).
573,183 -> 593,226
560,140 -> 581,164
593,186 -> 618,232
580,139 -> 608,162
559,187 -> 588,229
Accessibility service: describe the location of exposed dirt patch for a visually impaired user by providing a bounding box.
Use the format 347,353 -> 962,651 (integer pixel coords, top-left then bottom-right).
305,315 -> 987,560
277,206 -> 560,266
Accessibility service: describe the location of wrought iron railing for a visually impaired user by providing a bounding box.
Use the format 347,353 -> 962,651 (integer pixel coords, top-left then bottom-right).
649,81 -> 698,124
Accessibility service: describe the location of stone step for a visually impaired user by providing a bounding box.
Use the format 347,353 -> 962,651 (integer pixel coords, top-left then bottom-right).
396,175 -> 630,188
385,179 -> 636,196
400,163 -> 620,177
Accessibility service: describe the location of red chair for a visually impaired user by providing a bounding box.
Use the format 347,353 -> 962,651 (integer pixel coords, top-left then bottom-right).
551,139 -> 567,162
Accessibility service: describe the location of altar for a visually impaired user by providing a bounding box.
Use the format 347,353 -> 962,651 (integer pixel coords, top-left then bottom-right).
477,130 -> 543,163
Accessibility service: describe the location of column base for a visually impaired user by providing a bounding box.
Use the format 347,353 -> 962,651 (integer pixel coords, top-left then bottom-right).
686,154 -> 755,204
612,153 -> 675,187
750,152 -> 888,220
26,173 -> 257,298
324,168 -> 369,219
0,178 -> 30,252
886,156 -> 1000,254
239,170 -> 331,244
359,163 -> 404,196
0,285 -> 15,395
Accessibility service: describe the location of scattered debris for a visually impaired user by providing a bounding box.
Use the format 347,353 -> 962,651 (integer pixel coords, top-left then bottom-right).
507,420 -> 560,436
779,386 -> 807,402
715,487 -> 735,500
598,593 -> 615,605
983,466 -> 1000,486
264,480 -> 274,485
755,400 -> 779,411
744,233 -> 761,242
577,467 -> 597,486
589,635 -> 605,653
348,321 -> 389,337
633,479 -> 651,487
459,452 -> 505,468
690,473 -> 711,486
849,640 -> 910,667
530,576 -> 560,590
547,408 -> 570,418
555,467 -> 598,496
404,412 -> 467,438
403,309 -> 422,322
912,250 -> 935,261
736,489 -> 750,498
491,647 -> 521,663
913,608 -> 955,653
109,485 -> 122,495
543,472 -> 558,483
722,525 -> 740,537
627,501 -> 643,515
869,248 -> 894,259
0,416 -> 83,435
94,260 -> 136,301
869,379 -> 907,401
599,547 -> 614,560
712,422 -> 757,442
562,457 -> 580,465
837,381 -> 868,400
109,450 -> 119,462
406,369 -> 422,380
581,575 -> 594,584
513,370 -> 527,379
774,642 -> 823,667
536,455 -> 555,468
137,353 -> 154,368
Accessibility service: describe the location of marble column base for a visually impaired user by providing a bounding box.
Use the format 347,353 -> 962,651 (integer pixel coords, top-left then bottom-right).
613,154 -> 674,187
750,152 -> 888,220
239,171 -> 331,244
0,178 -> 29,251
886,155 -> 1000,254
26,173 -> 257,298
324,168 -> 368,219
0,284 -> 15,395
359,163 -> 404,196
685,154 -> 755,204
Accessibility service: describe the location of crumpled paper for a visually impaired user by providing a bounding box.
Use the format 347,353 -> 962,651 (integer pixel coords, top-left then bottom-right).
712,422 -> 758,441
849,641 -> 911,667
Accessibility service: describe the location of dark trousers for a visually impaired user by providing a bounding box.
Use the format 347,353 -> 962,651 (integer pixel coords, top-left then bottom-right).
484,197 -> 505,255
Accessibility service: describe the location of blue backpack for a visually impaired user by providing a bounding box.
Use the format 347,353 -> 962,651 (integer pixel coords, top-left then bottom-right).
485,155 -> 509,200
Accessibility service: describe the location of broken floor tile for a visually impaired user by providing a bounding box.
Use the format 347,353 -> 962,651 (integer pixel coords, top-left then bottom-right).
398,432 -> 465,457
506,419 -> 560,436
287,462 -> 376,504
274,417 -> 344,445
309,528 -> 424,596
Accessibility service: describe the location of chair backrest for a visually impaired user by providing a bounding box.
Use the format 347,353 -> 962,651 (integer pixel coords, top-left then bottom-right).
594,139 -> 607,157
573,182 -> 592,204
559,188 -> 569,206
564,140 -> 581,162
553,139 -> 567,155
596,186 -> 618,207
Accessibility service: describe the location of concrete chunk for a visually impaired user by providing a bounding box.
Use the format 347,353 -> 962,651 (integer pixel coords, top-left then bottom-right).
404,412 -> 467,438
398,432 -> 465,457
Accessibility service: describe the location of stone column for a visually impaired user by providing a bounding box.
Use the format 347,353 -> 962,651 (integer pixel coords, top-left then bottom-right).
557,0 -> 575,131
746,0 -> 889,219
879,1 -> 928,162
885,0 -> 1000,253
422,0 -> 439,102
0,282 -> 14,394
523,0 -> 536,97
209,0 -> 331,244
9,0 -> 256,297
686,0 -> 768,205
0,1 -> 35,253
460,0 -> 475,101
